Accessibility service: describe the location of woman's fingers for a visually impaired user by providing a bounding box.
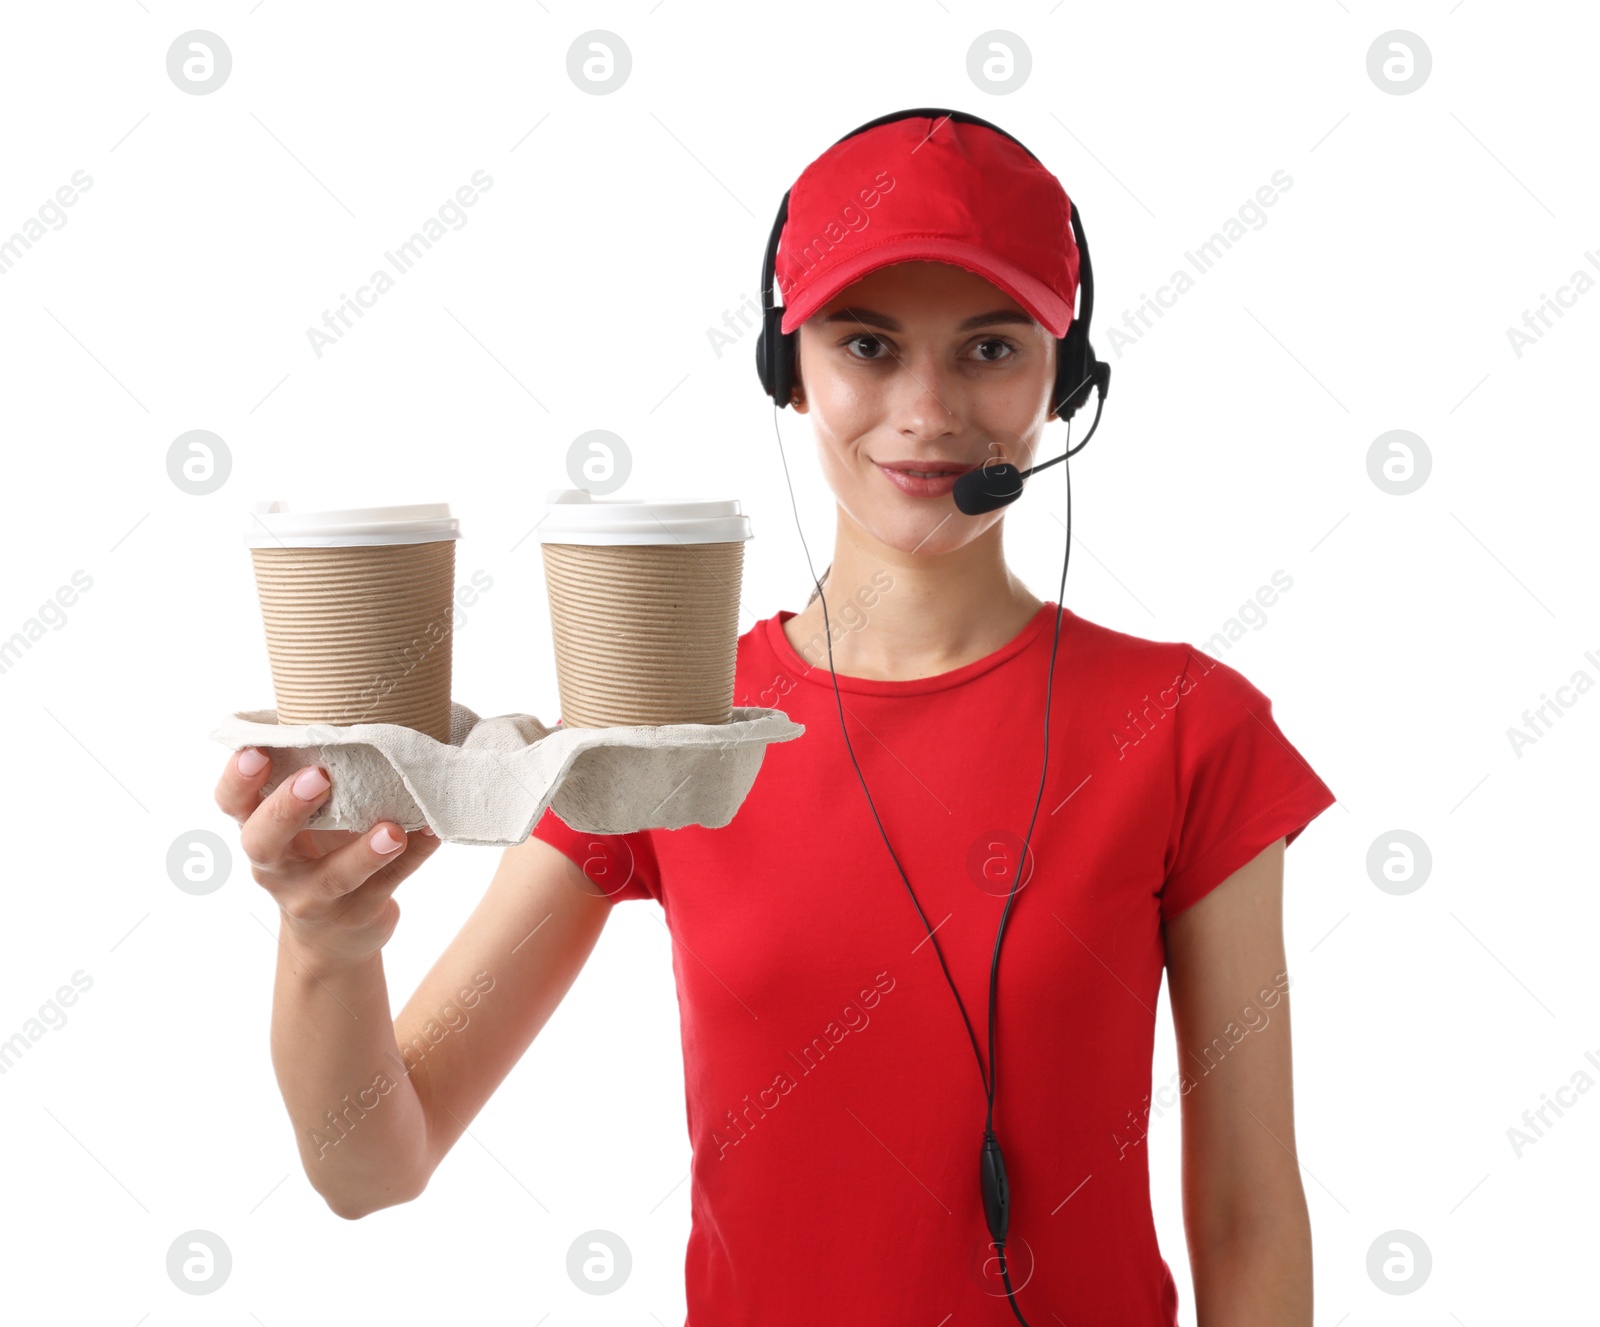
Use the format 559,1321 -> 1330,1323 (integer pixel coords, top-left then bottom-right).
295,821 -> 443,913
238,763 -> 334,871
214,746 -> 275,824
219,748 -> 445,904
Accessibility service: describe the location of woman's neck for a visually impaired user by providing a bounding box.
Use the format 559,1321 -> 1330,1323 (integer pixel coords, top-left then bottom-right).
782,507 -> 1044,682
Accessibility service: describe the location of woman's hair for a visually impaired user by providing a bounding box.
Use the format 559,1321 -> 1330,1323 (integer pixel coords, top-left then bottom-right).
805,563 -> 831,608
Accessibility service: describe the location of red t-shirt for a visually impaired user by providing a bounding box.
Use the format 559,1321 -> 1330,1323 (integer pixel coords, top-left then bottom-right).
532,601 -> 1336,1325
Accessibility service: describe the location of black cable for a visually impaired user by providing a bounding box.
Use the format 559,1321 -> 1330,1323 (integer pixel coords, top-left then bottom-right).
770,380 -> 1105,1326
770,408 -> 991,1099
985,380 -> 1102,1130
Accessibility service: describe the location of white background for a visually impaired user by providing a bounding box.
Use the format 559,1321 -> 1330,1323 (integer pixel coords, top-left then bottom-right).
0,2 -> 1594,1322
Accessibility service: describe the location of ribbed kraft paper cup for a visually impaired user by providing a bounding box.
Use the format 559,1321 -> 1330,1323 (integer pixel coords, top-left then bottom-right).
541,541 -> 745,727
245,502 -> 460,742
537,490 -> 752,728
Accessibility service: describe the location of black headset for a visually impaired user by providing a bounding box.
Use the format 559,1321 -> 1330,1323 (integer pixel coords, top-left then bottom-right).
756,109 -> 1110,1326
756,106 -> 1109,428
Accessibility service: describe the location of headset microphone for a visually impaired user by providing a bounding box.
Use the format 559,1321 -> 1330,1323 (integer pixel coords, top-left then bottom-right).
953,364 -> 1111,515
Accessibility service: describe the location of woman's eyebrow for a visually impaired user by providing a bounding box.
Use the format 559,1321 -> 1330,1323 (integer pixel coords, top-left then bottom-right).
819,308 -> 1037,332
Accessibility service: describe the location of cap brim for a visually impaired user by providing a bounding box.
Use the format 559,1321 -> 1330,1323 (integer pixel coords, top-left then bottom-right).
779,235 -> 1075,339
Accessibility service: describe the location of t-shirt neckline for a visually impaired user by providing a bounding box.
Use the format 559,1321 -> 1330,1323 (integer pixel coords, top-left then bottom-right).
766,601 -> 1066,696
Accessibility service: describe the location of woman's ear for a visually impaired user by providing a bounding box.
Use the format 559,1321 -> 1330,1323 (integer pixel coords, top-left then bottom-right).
790,351 -> 807,413
1045,340 -> 1060,420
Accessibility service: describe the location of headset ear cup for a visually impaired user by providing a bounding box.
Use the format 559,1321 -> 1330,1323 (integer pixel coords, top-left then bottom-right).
1053,330 -> 1088,422
779,328 -> 797,406
758,307 -> 796,407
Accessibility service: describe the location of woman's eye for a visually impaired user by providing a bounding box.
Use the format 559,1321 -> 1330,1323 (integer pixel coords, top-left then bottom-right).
973,338 -> 1016,363
843,334 -> 888,361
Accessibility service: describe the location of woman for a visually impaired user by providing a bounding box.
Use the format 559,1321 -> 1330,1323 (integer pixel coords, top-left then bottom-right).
215,111 -> 1334,1325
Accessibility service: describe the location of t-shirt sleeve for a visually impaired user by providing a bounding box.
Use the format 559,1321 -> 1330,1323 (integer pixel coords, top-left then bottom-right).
528,804 -> 663,905
1159,646 -> 1337,920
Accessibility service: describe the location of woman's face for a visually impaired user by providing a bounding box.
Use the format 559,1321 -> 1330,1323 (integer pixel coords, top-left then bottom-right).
793,260 -> 1058,558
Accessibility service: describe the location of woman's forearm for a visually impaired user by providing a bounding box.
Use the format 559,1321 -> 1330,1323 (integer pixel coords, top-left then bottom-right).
269,935 -> 430,1218
1190,1197 -> 1313,1326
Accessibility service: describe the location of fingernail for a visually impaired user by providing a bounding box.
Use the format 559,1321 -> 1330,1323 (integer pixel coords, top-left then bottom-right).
371,826 -> 404,854
237,748 -> 270,777
292,767 -> 330,800
421,826 -> 438,838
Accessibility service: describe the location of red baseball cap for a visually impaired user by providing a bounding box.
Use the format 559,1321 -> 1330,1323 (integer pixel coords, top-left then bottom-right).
774,113 -> 1079,339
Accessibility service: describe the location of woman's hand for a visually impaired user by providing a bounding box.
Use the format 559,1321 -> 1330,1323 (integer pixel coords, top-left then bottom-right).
214,747 -> 444,973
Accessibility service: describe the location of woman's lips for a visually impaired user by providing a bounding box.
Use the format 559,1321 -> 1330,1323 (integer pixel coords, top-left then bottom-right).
875,462 -> 971,498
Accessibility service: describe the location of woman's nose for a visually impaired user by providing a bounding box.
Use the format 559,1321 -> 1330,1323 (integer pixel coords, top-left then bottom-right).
890,351 -> 960,439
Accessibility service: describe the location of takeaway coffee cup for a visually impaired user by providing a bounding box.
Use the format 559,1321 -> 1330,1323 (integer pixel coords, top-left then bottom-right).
244,501 -> 461,742
537,489 -> 752,728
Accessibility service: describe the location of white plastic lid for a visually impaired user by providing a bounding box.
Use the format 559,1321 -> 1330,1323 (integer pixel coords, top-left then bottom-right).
536,489 -> 753,545
243,501 -> 461,548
